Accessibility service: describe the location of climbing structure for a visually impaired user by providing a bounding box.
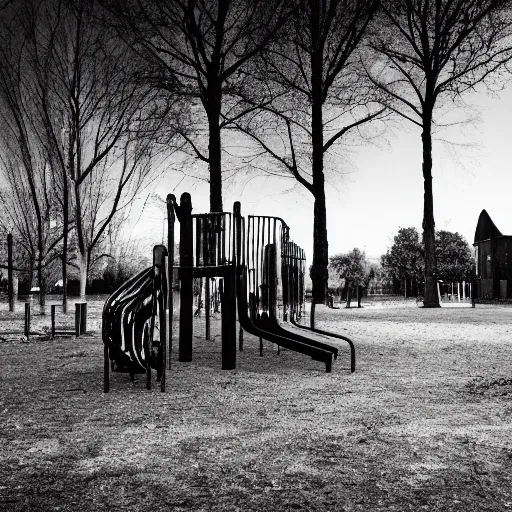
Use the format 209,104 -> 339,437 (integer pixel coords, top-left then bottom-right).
102,192 -> 355,391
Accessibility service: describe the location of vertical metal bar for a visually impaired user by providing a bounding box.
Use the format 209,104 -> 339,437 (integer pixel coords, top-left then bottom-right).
104,344 -> 110,393
251,217 -> 255,294
202,216 -> 208,266
256,217 -> 260,311
179,193 -> 193,362
195,217 -> 201,267
80,303 -> 87,333
7,233 -> 14,312
218,216 -> 222,266
205,278 -> 211,340
221,214 -> 226,264
160,249 -> 167,392
24,302 -> 30,337
222,270 -> 236,370
51,305 -> 56,339
161,284 -> 166,392
75,303 -> 80,337
273,218 -> 277,320
228,213 -> 232,263
167,194 -> 175,370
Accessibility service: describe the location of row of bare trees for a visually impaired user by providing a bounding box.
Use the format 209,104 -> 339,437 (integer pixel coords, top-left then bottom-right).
0,0 -> 181,310
1,0 -> 512,309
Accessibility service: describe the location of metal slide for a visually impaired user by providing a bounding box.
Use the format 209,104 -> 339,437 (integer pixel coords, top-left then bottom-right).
234,205 -> 334,372
282,242 -> 356,373
102,245 -> 167,388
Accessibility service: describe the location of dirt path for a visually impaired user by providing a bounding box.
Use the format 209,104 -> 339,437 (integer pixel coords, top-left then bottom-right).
1,303 -> 511,511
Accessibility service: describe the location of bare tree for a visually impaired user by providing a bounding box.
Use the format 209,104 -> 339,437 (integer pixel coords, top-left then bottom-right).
0,1 -> 60,311
231,0 -> 382,305
29,0 -> 180,299
102,0 -> 288,212
366,0 -> 512,307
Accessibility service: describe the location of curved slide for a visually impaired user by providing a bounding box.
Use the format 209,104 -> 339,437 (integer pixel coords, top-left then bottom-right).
236,267 -> 334,372
289,314 -> 355,373
102,267 -> 157,376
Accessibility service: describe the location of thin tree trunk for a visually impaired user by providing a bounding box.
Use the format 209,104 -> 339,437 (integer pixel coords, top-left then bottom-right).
346,285 -> 352,308
310,1 -> 328,305
37,251 -> 45,315
28,256 -> 34,292
62,176 -> 68,313
421,104 -> 440,307
79,251 -> 87,299
206,85 -> 223,213
62,135 -> 71,312
312,191 -> 328,304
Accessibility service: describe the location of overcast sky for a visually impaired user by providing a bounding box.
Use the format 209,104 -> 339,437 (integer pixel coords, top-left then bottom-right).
132,86 -> 512,265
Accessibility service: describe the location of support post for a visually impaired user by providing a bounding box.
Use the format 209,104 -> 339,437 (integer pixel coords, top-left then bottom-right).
205,277 -> 211,340
152,244 -> 167,392
80,303 -> 87,334
160,290 -> 166,393
51,305 -> 56,339
179,193 -> 193,362
24,302 -> 30,337
7,233 -> 14,312
167,194 -> 175,371
239,324 -> 243,351
104,344 -> 110,393
75,303 -> 81,337
472,279 -> 476,308
221,270 -> 236,370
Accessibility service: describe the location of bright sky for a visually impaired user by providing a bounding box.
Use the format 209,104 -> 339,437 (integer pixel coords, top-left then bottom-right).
132,86 -> 512,265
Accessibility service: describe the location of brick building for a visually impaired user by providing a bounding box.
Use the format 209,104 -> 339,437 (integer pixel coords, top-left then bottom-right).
474,209 -> 512,299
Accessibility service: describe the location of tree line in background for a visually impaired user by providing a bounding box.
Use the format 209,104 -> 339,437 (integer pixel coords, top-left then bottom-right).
0,0 -> 511,311
329,227 -> 475,306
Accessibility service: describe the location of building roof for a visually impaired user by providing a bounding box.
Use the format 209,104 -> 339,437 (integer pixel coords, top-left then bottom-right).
474,209 -> 503,244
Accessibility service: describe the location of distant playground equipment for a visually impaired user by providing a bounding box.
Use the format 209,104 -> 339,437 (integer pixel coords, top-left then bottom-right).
0,300 -> 88,339
102,193 -> 355,392
50,303 -> 88,338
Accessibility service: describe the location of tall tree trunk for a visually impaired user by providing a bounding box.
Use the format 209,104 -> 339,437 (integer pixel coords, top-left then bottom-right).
79,251 -> 87,299
422,105 -> 440,307
75,183 -> 87,300
310,0 -> 328,305
312,190 -> 328,304
37,247 -> 46,315
206,86 -> 223,213
28,256 -> 34,292
62,175 -> 68,313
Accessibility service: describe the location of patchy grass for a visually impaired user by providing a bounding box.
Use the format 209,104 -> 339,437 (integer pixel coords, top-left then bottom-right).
1,301 -> 512,511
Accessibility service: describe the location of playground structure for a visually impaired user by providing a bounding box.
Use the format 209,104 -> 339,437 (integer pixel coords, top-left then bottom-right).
102,193 -> 356,392
102,245 -> 168,392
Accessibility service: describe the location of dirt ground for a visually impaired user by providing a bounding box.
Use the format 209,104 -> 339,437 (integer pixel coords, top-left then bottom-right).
1,299 -> 512,511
